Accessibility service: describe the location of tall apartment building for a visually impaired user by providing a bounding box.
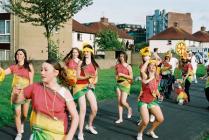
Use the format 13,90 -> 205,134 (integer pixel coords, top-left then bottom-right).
0,1 -> 72,60
146,9 -> 192,41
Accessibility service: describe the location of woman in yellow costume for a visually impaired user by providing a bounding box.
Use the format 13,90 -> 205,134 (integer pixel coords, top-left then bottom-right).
115,51 -> 133,124
12,59 -> 79,140
74,44 -> 99,140
0,49 -> 34,140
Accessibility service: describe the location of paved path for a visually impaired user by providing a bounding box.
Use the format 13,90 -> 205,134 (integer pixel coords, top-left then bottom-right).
0,80 -> 209,140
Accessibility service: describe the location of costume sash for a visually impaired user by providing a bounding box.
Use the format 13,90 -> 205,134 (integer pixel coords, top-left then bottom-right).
30,111 -> 65,140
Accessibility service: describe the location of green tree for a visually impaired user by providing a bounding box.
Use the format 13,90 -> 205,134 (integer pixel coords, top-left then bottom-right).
7,0 -> 93,60
95,29 -> 123,51
135,42 -> 149,52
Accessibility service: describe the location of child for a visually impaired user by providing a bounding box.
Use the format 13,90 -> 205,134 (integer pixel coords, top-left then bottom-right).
174,79 -> 188,105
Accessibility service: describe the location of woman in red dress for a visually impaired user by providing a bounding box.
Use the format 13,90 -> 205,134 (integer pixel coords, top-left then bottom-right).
12,59 -> 79,140
73,44 -> 99,140
63,48 -> 81,88
115,51 -> 133,124
137,58 -> 164,140
0,49 -> 34,140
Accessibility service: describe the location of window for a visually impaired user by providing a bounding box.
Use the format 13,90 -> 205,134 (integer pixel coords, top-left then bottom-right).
89,34 -> 92,40
0,20 -> 10,43
0,49 -> 10,60
77,33 -> 82,41
167,40 -> 172,45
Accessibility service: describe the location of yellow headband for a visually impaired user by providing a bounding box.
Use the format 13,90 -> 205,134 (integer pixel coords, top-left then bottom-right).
140,47 -> 151,56
82,47 -> 94,54
149,59 -> 157,65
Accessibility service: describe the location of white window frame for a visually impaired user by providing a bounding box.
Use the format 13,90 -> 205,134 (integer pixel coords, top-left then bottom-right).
0,20 -> 10,43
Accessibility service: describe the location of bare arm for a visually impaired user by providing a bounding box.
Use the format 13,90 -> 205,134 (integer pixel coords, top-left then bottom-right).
65,95 -> 79,140
140,61 -> 149,80
0,67 -> 11,75
29,64 -> 34,85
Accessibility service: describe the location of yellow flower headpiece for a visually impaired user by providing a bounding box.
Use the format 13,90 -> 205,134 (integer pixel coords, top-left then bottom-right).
82,42 -> 94,54
181,52 -> 188,60
148,59 -> 157,65
139,47 -> 151,56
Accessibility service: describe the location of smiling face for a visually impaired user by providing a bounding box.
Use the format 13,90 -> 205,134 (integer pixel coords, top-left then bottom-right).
119,54 -> 125,63
72,48 -> 79,59
41,62 -> 58,83
148,63 -> 157,73
16,50 -> 25,63
83,50 -> 91,58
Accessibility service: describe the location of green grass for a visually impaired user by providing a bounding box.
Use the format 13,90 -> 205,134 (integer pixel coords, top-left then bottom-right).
0,65 -> 141,127
196,64 -> 207,77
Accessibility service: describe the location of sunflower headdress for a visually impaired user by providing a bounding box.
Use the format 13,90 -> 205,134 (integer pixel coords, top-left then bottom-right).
148,59 -> 157,65
139,47 -> 151,57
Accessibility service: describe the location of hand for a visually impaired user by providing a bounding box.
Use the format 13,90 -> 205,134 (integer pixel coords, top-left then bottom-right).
12,86 -> 23,95
118,73 -> 124,77
144,56 -> 150,62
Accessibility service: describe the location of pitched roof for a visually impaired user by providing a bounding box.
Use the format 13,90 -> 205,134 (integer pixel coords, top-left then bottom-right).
149,26 -> 197,41
85,22 -> 133,39
72,19 -> 94,34
193,30 -> 209,42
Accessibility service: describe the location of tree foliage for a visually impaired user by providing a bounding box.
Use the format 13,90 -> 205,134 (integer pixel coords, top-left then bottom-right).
95,29 -> 123,51
135,42 -> 149,52
6,0 -> 93,59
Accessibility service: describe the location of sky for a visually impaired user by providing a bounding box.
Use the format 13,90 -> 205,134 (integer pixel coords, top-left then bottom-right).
74,0 -> 209,33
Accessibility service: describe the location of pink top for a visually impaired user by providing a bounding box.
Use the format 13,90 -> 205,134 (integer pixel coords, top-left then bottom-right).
66,59 -> 78,70
9,64 -> 30,79
115,64 -> 129,75
77,63 -> 96,84
182,63 -> 193,76
140,76 -> 160,103
23,83 -> 68,133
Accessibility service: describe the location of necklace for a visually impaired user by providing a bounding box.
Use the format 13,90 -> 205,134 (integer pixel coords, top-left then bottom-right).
43,85 -> 58,121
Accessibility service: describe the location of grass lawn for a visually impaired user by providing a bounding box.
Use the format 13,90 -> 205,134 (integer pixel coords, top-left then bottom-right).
0,65 -> 141,127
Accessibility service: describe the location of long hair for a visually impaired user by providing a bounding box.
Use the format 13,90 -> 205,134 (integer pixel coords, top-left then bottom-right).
15,49 -> 31,71
63,48 -> 81,63
45,59 -> 69,87
117,51 -> 128,63
81,45 -> 99,70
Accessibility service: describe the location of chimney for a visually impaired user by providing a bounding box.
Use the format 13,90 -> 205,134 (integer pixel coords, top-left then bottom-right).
201,26 -> 206,31
173,22 -> 179,27
100,17 -> 108,23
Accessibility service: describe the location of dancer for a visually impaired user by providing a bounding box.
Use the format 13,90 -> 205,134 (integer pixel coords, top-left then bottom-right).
138,47 -> 157,125
115,51 -> 133,124
200,63 -> 209,109
160,53 -> 172,99
63,48 -> 81,88
0,49 -> 34,140
73,44 -> 99,140
180,53 -> 193,102
12,59 -> 79,140
137,58 -> 164,140
189,51 -> 198,83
